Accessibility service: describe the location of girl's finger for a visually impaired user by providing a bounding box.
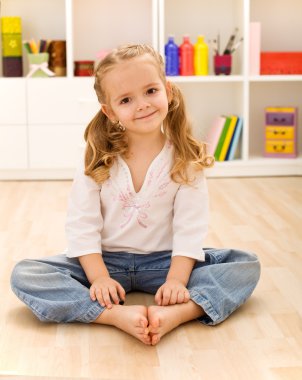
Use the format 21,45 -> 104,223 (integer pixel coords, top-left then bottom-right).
162,287 -> 172,306
101,288 -> 113,309
117,284 -> 126,303
109,286 -> 120,305
184,289 -> 190,303
90,286 -> 96,301
95,288 -> 105,307
155,287 -> 163,306
176,290 -> 185,304
169,289 -> 178,305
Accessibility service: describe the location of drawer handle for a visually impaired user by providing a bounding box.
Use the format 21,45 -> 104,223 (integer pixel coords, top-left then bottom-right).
273,145 -> 286,152
273,130 -> 286,135
273,117 -> 286,123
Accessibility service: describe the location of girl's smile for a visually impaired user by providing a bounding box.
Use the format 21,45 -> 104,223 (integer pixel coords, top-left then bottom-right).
135,110 -> 158,120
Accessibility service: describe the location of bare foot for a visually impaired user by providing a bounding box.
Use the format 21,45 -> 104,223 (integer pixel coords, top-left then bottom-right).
148,301 -> 204,345
95,305 -> 151,345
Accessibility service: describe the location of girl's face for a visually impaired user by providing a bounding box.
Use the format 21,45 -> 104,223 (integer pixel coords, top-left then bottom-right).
101,55 -> 171,138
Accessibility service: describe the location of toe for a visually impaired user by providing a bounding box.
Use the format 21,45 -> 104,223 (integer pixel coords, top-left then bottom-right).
151,334 -> 160,346
148,316 -> 160,334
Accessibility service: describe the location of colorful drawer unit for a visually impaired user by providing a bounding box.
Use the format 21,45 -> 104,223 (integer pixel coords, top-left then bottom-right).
264,107 -> 298,158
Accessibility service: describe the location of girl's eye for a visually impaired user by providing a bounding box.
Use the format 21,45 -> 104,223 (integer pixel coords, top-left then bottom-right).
120,97 -> 131,104
147,88 -> 158,95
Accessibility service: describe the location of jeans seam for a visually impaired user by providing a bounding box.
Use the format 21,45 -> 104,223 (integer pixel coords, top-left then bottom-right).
11,285 -> 58,322
189,289 -> 220,324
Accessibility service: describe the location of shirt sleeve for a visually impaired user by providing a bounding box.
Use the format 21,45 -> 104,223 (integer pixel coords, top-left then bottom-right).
65,159 -> 103,258
172,169 -> 209,261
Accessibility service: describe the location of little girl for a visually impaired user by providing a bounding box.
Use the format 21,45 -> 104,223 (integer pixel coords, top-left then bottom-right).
11,44 -> 260,346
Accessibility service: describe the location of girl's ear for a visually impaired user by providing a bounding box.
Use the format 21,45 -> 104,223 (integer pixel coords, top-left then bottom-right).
165,81 -> 173,104
101,104 -> 116,122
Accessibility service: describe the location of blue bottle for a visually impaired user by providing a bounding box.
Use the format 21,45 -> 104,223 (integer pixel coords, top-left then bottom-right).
165,36 -> 179,76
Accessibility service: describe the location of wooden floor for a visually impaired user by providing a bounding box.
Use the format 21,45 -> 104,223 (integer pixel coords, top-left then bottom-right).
0,176 -> 302,380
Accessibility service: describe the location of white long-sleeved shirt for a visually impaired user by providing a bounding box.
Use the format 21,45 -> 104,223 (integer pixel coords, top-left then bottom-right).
65,140 -> 209,261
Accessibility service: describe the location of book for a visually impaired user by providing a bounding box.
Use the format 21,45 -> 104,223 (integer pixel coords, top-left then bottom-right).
214,116 -> 232,161
205,115 -> 226,155
219,115 -> 238,161
226,117 -> 243,160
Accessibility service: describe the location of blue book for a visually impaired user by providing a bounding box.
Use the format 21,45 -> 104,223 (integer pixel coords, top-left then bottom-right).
225,117 -> 243,160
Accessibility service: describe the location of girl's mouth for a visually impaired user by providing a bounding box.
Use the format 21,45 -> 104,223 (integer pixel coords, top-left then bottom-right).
135,110 -> 157,120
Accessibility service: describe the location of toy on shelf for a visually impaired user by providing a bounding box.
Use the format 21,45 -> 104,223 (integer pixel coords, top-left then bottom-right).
179,35 -> 194,76
1,17 -> 23,77
24,39 -> 55,78
194,35 -> 208,76
264,107 -> 298,158
48,40 -> 66,77
165,35 -> 179,76
74,61 -> 95,76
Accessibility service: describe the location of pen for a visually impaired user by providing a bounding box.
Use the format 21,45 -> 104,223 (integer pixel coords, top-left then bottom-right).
212,39 -> 218,55
217,32 -> 220,55
223,28 -> 239,55
231,37 -> 244,54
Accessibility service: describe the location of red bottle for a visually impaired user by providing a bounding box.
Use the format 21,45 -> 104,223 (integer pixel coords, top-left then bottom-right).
179,35 -> 194,75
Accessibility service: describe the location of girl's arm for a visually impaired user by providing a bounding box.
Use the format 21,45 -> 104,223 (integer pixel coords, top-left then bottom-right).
155,256 -> 196,306
166,256 -> 196,285
155,169 -> 209,306
79,253 -> 126,309
65,159 -> 103,259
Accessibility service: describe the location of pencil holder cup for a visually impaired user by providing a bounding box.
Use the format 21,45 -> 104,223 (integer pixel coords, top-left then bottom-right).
214,54 -> 232,75
26,53 -> 55,78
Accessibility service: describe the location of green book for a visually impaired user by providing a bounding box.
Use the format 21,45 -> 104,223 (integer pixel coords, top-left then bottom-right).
214,116 -> 232,161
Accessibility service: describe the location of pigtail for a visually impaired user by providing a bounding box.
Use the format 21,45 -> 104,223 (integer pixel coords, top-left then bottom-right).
163,82 -> 214,184
84,109 -> 128,184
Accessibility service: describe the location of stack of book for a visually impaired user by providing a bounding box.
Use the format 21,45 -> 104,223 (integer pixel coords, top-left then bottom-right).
206,115 -> 243,161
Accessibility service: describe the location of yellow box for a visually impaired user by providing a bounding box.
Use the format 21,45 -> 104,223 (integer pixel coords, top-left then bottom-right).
265,126 -> 294,140
265,141 -> 294,154
265,107 -> 296,113
1,17 -> 22,34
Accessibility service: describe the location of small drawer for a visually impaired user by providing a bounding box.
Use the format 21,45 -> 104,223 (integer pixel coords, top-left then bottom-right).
265,140 -> 294,154
265,126 -> 294,140
266,112 -> 294,126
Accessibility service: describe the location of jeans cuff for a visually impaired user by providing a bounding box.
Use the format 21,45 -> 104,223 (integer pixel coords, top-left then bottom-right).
78,302 -> 105,323
189,289 -> 221,325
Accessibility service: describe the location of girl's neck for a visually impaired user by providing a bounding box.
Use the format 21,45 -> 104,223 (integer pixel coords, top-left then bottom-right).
126,130 -> 166,154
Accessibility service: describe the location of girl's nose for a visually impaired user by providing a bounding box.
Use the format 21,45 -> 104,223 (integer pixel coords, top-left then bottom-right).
136,100 -> 151,111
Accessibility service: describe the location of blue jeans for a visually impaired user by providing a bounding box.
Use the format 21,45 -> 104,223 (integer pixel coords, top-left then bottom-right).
10,248 -> 260,325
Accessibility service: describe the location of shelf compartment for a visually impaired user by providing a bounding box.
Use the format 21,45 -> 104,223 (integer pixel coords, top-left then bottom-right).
0,0 -> 66,78
176,81 -> 244,157
160,0 -> 244,76
249,81 -> 302,159
72,0 -> 155,63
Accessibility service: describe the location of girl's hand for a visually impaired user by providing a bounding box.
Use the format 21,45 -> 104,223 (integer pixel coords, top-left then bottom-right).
155,279 -> 190,306
90,276 -> 126,309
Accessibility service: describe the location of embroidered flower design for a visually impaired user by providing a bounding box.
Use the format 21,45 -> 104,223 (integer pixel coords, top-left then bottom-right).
109,142 -> 173,229
119,190 -> 150,229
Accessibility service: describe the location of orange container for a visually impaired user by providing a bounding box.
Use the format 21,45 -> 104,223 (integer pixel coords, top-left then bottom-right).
260,52 -> 302,75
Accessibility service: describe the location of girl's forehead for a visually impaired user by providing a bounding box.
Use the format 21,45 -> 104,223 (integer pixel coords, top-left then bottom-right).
102,56 -> 164,97
110,55 -> 159,77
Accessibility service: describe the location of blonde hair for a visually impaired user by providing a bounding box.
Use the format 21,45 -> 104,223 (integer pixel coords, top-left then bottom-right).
84,44 -> 214,184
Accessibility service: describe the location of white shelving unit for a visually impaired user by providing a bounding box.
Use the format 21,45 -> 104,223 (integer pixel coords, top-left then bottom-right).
0,0 -> 301,179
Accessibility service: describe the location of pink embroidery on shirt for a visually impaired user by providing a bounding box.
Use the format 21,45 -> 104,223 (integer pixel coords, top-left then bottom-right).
119,191 -> 150,229
111,142 -> 173,229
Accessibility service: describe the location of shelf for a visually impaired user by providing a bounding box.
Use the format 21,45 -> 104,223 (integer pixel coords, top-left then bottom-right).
250,75 -> 302,82
168,75 -> 244,83
207,156 -> 302,177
